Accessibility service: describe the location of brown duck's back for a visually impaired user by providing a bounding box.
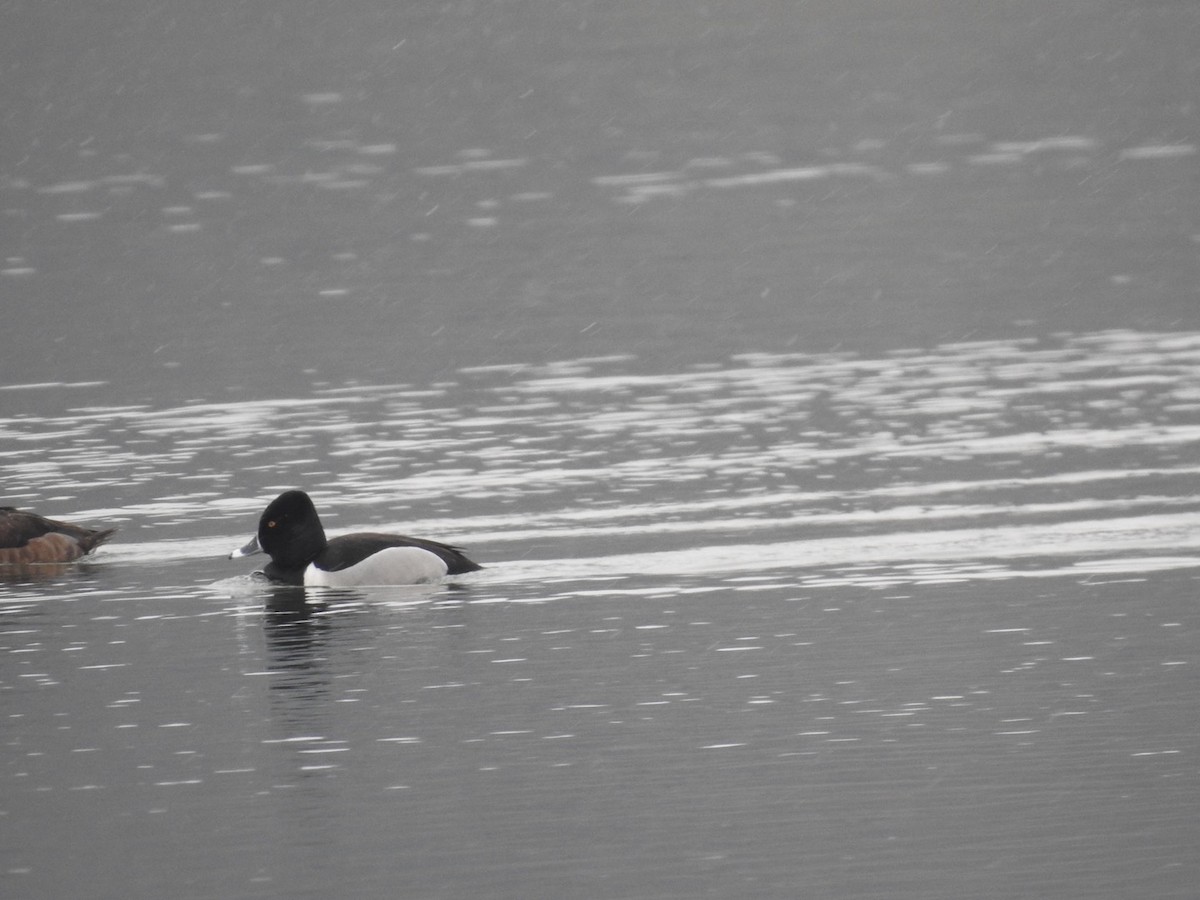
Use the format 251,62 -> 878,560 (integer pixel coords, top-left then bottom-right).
0,508 -> 117,564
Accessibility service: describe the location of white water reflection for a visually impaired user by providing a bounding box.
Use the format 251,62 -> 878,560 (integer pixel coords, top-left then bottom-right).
7,128 -> 1196,234
590,136 -> 1195,204
4,329 -> 1199,590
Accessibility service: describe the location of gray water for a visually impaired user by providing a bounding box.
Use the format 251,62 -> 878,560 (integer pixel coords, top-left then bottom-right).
4,2 -> 1200,898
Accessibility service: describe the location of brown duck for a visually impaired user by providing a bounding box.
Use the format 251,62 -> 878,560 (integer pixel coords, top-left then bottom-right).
0,507 -> 117,565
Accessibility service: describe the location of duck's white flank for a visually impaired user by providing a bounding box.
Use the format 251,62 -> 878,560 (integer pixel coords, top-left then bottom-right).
304,546 -> 450,587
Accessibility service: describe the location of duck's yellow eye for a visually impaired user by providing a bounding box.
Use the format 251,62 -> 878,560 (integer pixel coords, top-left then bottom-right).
267,520 -> 276,528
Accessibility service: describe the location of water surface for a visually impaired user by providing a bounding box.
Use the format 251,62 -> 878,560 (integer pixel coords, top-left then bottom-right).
4,1 -> 1200,898
6,332 -> 1200,899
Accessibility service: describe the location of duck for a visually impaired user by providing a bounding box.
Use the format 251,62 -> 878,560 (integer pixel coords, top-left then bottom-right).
0,506 -> 117,565
229,489 -> 482,586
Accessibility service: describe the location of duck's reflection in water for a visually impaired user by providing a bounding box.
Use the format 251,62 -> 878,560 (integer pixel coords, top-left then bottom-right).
258,583 -> 471,746
260,586 -> 369,735
0,559 -> 110,584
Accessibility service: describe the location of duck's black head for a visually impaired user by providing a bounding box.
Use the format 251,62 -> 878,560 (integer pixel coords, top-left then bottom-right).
256,490 -> 328,569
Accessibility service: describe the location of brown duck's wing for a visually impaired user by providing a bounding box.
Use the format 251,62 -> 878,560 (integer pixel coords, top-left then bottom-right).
0,508 -> 56,546
0,508 -> 117,562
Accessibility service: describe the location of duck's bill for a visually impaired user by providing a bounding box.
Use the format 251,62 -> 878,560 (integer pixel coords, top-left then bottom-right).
229,535 -> 263,559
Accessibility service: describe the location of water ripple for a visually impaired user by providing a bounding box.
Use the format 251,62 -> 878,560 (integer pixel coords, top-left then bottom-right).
3,329 -> 1199,587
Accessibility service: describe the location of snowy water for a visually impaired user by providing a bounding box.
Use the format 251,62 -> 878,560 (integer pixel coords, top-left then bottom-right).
5,332 -> 1200,899
5,1 -> 1200,898
6,329 -> 1200,588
